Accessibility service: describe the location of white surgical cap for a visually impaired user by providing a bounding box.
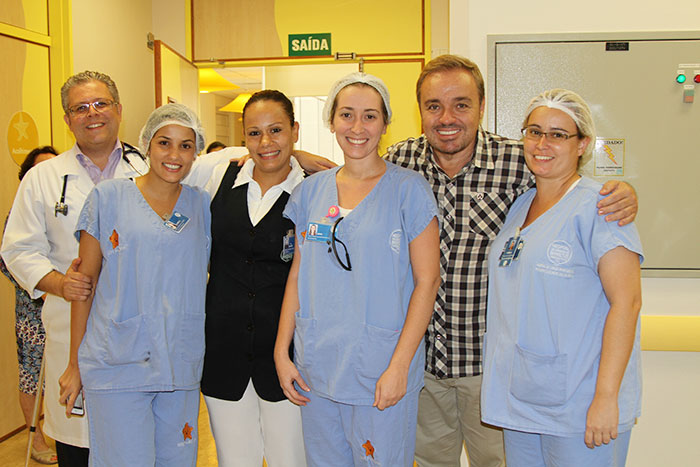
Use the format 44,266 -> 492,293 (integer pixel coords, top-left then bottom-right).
523,88 -> 596,162
138,103 -> 206,155
322,72 -> 392,127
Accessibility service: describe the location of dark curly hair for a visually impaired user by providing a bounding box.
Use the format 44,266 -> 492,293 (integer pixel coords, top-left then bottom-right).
19,146 -> 58,180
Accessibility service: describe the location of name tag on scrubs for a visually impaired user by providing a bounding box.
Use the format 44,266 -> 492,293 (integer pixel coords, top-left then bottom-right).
498,235 -> 524,267
305,221 -> 331,243
164,211 -> 190,233
281,229 -> 295,262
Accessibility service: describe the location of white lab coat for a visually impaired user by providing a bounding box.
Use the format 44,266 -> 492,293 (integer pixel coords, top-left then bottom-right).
1,144 -> 146,447
182,145 -> 249,188
0,143 -> 244,447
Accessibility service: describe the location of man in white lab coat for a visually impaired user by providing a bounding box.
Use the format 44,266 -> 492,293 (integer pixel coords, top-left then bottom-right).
1,71 -> 145,466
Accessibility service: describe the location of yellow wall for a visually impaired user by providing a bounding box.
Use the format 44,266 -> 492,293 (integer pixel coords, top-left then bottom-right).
48,0 -> 74,153
274,0 -> 424,56
192,0 -> 427,61
71,0 -> 155,145
192,0 -> 425,60
156,41 -> 199,111
363,61 -> 424,153
0,0 -> 48,35
152,0 -> 188,59
0,0 -> 55,439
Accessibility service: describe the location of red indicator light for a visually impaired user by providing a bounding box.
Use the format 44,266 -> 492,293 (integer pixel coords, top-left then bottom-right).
695,74 -> 700,84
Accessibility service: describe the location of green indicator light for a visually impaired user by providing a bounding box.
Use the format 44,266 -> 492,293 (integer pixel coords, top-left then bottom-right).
676,74 -> 687,84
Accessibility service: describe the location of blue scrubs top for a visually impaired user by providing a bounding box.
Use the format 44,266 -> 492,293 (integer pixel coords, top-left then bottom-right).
481,177 -> 643,436
283,160 -> 438,405
76,179 -> 211,392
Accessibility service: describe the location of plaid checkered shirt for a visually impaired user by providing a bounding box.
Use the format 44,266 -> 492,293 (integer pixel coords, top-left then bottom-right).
386,129 -> 533,378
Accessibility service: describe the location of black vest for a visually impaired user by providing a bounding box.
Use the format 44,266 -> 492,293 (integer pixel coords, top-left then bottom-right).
201,163 -> 294,402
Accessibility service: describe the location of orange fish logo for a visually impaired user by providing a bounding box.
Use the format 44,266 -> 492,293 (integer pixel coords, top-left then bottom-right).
182,422 -> 193,441
109,229 -> 119,249
362,440 -> 375,458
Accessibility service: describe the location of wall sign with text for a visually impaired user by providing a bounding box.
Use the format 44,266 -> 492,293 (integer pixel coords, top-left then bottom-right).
288,33 -> 332,56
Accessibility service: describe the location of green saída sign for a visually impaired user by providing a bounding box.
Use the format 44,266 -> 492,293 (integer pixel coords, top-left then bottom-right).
288,33 -> 331,57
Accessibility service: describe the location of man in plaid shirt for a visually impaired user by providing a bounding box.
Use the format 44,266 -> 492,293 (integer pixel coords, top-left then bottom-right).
384,55 -> 637,466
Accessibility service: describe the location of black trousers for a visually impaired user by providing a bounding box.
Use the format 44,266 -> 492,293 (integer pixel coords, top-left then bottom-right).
55,440 -> 89,467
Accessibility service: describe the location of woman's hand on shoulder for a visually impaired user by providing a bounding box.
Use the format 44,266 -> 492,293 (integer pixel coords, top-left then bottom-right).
275,355 -> 311,406
585,394 -> 619,449
293,150 -> 337,173
373,364 -> 408,411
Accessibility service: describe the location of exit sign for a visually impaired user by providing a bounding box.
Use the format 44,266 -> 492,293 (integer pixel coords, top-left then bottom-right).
289,33 -> 331,57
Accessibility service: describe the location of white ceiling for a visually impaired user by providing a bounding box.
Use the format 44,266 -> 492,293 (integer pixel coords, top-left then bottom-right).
211,67 -> 263,99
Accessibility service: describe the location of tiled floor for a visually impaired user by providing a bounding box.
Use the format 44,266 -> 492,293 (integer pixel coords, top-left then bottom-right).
0,395 -> 219,467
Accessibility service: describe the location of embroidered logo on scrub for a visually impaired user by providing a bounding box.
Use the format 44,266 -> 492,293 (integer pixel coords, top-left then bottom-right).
536,240 -> 574,278
109,229 -> 119,249
362,440 -> 375,459
182,422 -> 193,441
389,229 -> 402,254
546,240 -> 572,265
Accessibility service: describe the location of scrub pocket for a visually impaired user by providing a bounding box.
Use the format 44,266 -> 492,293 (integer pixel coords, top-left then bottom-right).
179,312 -> 205,363
509,344 -> 567,406
357,324 -> 401,391
293,314 -> 316,369
102,315 -> 151,365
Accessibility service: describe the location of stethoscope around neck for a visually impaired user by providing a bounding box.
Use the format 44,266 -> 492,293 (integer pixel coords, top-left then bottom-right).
121,141 -> 148,174
54,142 -> 148,217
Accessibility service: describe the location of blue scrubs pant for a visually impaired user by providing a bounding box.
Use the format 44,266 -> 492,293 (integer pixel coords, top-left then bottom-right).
503,428 -> 632,467
300,389 -> 419,467
84,388 -> 200,467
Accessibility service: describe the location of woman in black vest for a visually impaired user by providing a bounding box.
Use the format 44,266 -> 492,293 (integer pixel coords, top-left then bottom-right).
201,90 -> 306,466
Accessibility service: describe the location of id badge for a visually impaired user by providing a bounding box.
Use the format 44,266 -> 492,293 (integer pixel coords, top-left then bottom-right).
164,211 -> 190,233
281,229 -> 295,262
498,234 -> 524,267
305,221 -> 331,243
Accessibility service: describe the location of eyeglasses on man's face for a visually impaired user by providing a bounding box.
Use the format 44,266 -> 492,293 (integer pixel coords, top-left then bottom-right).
328,216 -> 352,271
67,99 -> 117,117
521,126 -> 580,143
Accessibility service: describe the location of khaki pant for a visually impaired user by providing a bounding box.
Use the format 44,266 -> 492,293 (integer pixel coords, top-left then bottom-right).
415,372 -> 505,467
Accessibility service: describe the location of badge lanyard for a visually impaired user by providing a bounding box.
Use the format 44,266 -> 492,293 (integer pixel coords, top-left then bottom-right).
305,205 -> 340,243
498,227 -> 524,267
